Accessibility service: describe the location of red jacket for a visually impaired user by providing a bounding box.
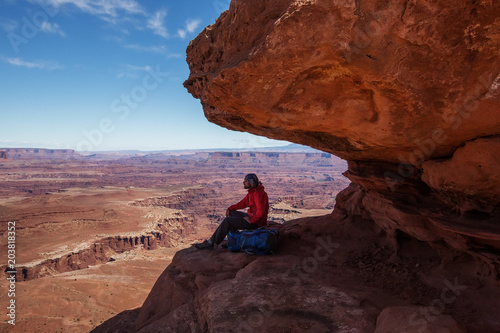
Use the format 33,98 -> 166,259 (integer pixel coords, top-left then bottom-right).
229,184 -> 269,227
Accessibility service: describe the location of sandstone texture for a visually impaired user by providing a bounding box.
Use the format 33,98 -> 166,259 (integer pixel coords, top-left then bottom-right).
185,0 -> 500,163
113,213 -> 500,332
110,216 -> 442,332
174,0 -> 500,331
422,137 -> 500,205
184,0 -> 500,277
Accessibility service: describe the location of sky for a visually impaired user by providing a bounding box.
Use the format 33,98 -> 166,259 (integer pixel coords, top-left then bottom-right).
0,0 -> 287,151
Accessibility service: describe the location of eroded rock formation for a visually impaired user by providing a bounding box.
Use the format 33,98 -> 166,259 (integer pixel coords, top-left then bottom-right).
185,0 -> 499,162
15,228 -> 175,281
98,0 -> 500,332
184,0 -> 500,276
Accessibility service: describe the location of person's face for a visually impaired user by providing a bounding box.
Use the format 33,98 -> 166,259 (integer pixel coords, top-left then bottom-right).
243,179 -> 251,189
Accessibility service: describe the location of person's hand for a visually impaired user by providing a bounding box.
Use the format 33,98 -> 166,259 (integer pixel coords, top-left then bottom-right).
226,208 -> 231,217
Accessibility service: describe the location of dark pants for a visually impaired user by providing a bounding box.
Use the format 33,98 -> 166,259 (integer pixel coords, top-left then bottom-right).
210,210 -> 258,245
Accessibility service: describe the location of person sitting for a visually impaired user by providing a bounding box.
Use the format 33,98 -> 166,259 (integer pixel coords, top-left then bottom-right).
194,173 -> 269,250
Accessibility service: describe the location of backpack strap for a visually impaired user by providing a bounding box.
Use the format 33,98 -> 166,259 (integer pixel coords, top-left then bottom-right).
238,234 -> 248,250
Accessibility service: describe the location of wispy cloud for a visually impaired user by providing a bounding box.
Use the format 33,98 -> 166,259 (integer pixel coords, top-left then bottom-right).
117,64 -> 152,78
123,44 -> 181,58
147,9 -> 168,38
1,56 -> 63,70
125,64 -> 152,71
40,22 -> 66,37
36,0 -> 146,22
177,18 -> 201,39
32,0 -> 173,39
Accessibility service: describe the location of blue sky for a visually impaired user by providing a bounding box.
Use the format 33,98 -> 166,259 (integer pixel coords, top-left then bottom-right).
0,0 -> 287,151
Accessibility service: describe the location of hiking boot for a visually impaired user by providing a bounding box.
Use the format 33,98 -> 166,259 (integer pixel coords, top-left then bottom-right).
194,240 -> 214,250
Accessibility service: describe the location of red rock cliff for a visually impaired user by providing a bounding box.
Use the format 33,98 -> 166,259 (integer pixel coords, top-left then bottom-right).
184,0 -> 500,276
185,0 -> 499,162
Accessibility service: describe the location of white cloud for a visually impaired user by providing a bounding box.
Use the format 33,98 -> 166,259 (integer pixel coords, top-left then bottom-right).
38,0 -> 146,21
40,22 -> 66,37
1,56 -> 63,70
125,64 -> 152,72
177,18 -> 201,39
27,0 -> 145,37
117,64 -> 152,78
31,0 -> 173,38
147,9 -> 168,38
186,19 -> 201,33
123,44 -> 181,58
177,29 -> 187,39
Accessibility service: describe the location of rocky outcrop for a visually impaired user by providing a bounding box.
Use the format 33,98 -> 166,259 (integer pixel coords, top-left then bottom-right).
185,0 -> 500,163
181,0 -> 500,331
97,216 -> 418,332
94,213 -> 499,332
184,0 -> 500,275
421,137 -> 500,207
96,0 -> 500,331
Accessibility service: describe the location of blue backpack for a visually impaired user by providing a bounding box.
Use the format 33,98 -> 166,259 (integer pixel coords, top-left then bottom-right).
227,228 -> 279,255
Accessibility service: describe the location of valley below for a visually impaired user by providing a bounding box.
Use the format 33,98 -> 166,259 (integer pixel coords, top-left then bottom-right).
0,148 -> 348,332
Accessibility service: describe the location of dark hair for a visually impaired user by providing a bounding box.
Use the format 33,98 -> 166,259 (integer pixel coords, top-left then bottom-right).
244,173 -> 259,187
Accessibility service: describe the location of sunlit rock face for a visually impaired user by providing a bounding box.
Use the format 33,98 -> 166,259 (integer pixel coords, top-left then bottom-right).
185,0 -> 500,162
185,0 -> 500,279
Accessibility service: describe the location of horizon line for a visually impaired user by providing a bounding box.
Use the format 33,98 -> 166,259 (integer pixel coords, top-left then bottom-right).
0,143 -> 320,153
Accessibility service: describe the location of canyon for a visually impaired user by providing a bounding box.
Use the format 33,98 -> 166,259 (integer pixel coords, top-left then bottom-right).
0,147 -> 348,332
2,0 -> 500,331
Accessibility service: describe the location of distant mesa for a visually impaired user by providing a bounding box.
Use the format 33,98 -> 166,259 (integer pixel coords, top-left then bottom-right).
0,148 -> 78,160
206,151 -> 346,167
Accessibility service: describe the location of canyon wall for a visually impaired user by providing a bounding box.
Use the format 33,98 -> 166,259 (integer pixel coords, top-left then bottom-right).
184,0 -> 500,277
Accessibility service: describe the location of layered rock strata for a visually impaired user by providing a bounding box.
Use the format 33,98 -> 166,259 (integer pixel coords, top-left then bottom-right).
184,0 -> 500,278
